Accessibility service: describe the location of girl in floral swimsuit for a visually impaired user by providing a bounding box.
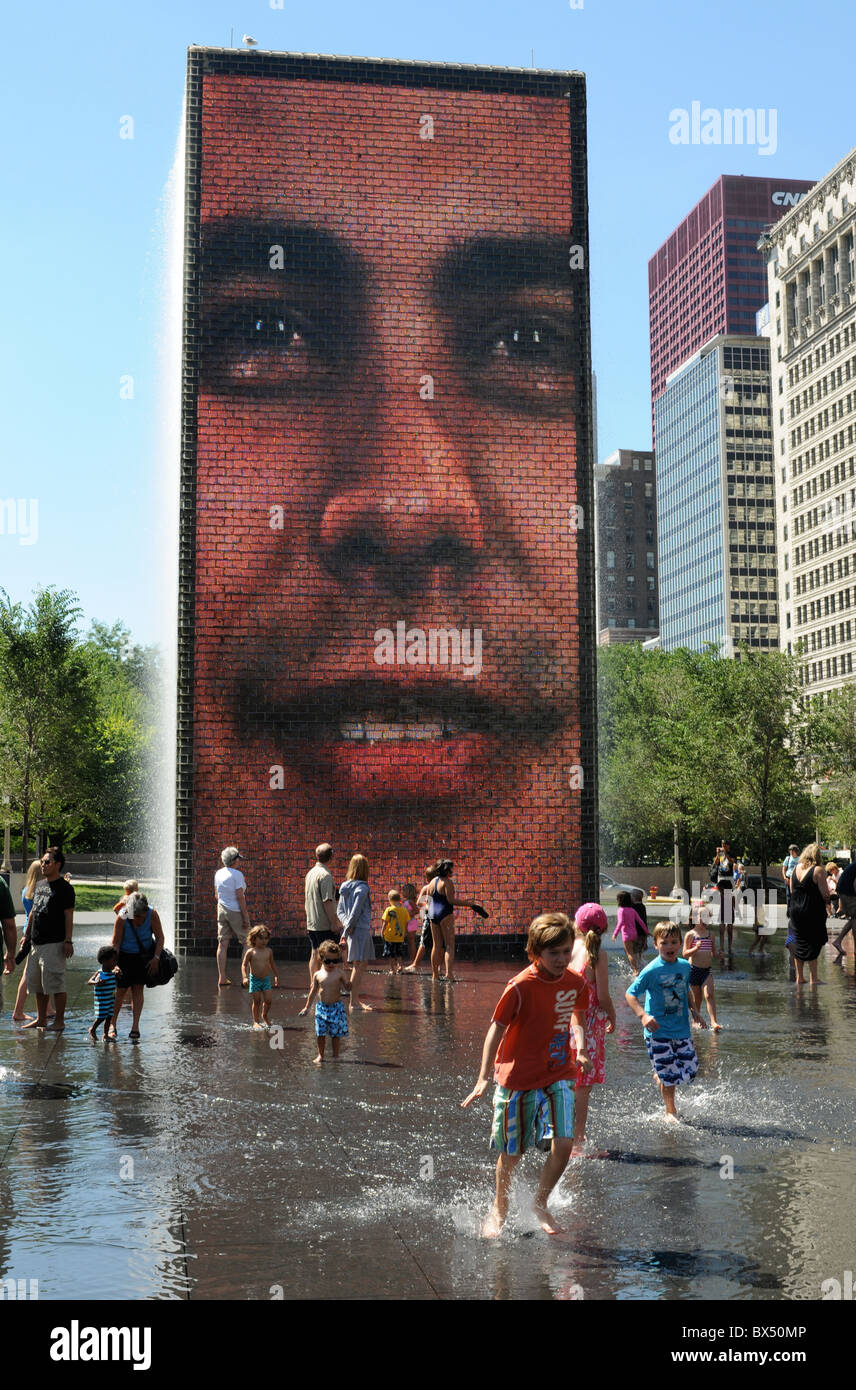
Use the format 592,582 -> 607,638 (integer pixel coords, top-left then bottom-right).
568,902 -> 616,1157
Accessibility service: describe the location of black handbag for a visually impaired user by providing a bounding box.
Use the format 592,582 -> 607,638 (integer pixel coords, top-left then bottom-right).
127,919 -> 178,988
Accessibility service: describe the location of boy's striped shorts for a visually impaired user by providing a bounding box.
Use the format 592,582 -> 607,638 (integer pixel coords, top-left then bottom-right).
490,1080 -> 574,1154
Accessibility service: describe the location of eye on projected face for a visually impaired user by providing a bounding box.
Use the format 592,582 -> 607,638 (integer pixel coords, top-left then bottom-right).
189,72 -> 588,932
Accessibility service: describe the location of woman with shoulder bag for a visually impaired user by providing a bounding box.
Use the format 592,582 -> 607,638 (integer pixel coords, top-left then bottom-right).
109,892 -> 165,1040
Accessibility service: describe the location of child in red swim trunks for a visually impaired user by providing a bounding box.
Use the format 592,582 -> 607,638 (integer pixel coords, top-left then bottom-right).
461,913 -> 591,1238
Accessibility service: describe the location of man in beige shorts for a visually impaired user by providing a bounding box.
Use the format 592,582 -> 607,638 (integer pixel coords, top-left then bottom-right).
22,846 -> 74,1031
215,846 -> 250,987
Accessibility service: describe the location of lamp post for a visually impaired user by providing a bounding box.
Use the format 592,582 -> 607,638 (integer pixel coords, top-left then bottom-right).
811,781 -> 822,847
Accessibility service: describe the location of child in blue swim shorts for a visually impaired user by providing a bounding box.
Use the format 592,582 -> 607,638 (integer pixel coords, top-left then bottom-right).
299,939 -> 350,1063
241,925 -> 278,1030
625,923 -> 703,1121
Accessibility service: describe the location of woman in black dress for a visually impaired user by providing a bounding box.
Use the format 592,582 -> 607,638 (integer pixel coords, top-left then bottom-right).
787,843 -> 831,987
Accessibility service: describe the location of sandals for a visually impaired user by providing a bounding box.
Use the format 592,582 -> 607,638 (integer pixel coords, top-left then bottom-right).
129,1029 -> 141,1040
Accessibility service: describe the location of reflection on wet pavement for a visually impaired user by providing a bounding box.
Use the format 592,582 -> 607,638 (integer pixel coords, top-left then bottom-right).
2,926 -> 855,1300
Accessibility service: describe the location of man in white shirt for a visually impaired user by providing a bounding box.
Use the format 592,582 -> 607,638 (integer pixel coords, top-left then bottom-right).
215,846 -> 250,987
304,844 -> 338,988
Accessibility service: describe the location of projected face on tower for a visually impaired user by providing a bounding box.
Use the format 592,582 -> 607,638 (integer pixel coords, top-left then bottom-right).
191,69 -> 587,931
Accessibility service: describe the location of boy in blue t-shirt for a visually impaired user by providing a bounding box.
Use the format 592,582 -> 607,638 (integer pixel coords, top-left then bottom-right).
625,923 -> 703,1121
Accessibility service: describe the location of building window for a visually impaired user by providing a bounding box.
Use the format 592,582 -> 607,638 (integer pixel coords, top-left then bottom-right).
624,483 -> 633,498
606,550 -> 615,569
644,483 -> 653,498
646,551 -> 655,569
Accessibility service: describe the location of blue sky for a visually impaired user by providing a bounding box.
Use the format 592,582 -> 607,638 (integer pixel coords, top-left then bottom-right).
1,0 -> 852,646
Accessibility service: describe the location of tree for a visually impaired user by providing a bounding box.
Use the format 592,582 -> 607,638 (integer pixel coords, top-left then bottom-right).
597,644 -> 814,886
712,647 -> 813,886
804,683 -> 856,853
598,646 -> 728,884
0,588 -> 96,862
76,621 -> 160,852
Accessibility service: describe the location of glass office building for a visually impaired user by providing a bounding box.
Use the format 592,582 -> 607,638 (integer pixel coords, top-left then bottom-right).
655,335 -> 779,652
649,175 -> 815,415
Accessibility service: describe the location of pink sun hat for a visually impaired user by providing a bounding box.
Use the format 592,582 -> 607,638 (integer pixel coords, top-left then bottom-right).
574,902 -> 608,934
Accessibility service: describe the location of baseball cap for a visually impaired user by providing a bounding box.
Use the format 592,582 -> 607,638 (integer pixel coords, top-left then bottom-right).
574,902 -> 608,934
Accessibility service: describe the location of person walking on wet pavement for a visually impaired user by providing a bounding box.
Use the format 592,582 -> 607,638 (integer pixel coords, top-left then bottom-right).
711,840 -> 737,957
299,939 -> 350,1062
109,892 -> 165,1039
304,843 -> 338,989
88,946 -> 120,1040
461,912 -> 591,1238
402,868 -> 433,974
215,847 -> 250,987
625,923 -> 704,1122
787,843 -> 831,987
1,874 -> 17,1013
21,847 -> 74,1032
782,844 -> 799,908
337,854 -> 374,1012
832,858 -> 856,957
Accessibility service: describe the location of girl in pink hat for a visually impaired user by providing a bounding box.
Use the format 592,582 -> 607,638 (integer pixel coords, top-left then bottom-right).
568,903 -> 616,1157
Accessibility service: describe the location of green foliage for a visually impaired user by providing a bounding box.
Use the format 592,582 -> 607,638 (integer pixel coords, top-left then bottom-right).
0,590 -> 158,857
804,684 -> 856,849
598,644 -> 815,881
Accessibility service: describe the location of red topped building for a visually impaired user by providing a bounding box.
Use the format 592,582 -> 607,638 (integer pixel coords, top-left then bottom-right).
648,174 -> 815,413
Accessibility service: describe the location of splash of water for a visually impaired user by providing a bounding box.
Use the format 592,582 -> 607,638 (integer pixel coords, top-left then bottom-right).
150,106 -> 186,947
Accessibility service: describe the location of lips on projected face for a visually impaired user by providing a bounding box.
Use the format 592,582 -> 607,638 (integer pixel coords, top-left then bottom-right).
191,72 -> 587,928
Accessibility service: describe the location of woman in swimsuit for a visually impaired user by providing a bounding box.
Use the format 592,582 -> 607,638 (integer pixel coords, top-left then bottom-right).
427,859 -> 475,983
787,843 -> 831,988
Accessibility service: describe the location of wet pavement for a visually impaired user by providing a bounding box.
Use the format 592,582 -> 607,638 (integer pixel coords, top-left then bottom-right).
1,917 -> 855,1301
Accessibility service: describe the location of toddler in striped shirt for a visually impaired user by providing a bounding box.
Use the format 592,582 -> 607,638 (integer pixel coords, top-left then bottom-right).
88,945 -> 121,1040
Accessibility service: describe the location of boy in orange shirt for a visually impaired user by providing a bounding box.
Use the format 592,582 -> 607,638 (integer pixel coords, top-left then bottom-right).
462,912 -> 592,1238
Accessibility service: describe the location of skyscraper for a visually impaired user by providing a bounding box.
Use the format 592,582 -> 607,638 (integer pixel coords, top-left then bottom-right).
762,148 -> 856,697
595,449 -> 659,645
655,336 -> 778,654
649,175 -> 815,415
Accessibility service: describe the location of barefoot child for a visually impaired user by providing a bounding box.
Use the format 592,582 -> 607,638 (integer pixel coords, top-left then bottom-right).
381,890 -> 410,976
625,923 -> 704,1122
299,939 -> 350,1062
402,871 -> 432,975
401,883 -> 420,965
88,946 -> 120,1040
683,911 -> 722,1031
241,925 -> 278,1030
612,891 -> 648,975
461,912 -> 592,1237
568,903 -> 616,1156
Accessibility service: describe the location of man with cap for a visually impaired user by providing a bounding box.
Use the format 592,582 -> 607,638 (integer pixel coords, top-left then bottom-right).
215,846 -> 250,987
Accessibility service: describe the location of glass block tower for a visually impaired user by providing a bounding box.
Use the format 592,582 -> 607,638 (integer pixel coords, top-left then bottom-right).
655,336 -> 778,652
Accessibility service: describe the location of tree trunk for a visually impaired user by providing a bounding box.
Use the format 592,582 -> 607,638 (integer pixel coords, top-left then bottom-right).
678,823 -> 692,895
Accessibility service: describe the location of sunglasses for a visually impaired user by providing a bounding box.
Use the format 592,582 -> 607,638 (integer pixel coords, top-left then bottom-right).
325,955 -> 342,963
